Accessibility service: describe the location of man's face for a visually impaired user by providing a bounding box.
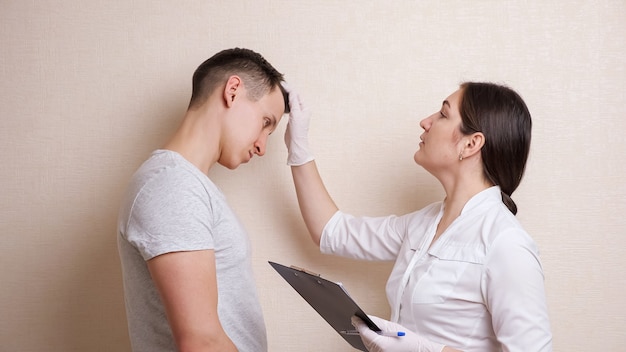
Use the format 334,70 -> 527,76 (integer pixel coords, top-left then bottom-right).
219,86 -> 285,169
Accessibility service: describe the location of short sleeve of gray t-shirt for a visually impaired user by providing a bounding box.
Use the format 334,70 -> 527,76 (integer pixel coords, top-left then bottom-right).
117,150 -> 267,352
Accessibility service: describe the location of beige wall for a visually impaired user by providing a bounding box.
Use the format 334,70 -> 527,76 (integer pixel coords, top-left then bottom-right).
1,1 -> 625,350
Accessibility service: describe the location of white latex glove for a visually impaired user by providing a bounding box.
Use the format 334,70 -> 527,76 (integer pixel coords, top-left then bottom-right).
351,316 -> 445,352
282,83 -> 314,166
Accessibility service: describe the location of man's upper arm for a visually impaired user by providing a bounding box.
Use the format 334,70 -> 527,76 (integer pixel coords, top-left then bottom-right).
147,249 -> 237,352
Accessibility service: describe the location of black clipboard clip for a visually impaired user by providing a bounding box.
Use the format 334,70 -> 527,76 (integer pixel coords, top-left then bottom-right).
290,265 -> 321,277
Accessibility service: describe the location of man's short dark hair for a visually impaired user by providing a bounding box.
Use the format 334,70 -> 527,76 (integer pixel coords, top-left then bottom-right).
188,48 -> 289,113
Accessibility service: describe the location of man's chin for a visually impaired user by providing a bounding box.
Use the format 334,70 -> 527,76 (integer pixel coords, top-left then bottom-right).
217,160 -> 240,170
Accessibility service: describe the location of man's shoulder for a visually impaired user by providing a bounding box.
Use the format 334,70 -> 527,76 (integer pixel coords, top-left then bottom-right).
132,150 -> 214,193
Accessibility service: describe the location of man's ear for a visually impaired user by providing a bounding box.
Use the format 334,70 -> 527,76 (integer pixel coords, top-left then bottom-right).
462,132 -> 486,158
223,75 -> 241,108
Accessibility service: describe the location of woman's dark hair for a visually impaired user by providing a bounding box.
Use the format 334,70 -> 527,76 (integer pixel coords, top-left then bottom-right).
188,48 -> 289,113
458,82 -> 532,215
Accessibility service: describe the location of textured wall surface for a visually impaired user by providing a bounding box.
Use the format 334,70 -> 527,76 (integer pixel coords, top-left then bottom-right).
1,1 -> 625,350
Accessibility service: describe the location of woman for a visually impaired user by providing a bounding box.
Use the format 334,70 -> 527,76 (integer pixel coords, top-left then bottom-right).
283,82 -> 553,351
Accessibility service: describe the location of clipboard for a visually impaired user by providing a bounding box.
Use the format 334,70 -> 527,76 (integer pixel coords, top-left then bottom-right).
269,261 -> 380,351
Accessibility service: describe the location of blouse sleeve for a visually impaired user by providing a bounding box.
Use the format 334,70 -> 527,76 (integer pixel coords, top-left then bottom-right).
483,229 -> 553,352
320,210 -> 406,261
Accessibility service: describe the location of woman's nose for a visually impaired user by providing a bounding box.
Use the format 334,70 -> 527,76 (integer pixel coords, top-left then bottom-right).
420,116 -> 431,131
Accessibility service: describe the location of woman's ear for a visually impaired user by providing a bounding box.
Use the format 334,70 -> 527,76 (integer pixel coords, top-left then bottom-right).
462,132 -> 486,159
223,75 -> 241,108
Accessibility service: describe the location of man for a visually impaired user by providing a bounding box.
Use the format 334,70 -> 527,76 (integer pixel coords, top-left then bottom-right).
117,48 -> 289,352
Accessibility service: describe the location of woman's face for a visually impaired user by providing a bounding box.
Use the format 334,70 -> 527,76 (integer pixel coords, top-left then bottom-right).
414,88 -> 467,173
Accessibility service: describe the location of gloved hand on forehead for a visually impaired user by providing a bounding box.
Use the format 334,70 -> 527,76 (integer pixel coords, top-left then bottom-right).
282,83 -> 314,166
351,315 -> 446,352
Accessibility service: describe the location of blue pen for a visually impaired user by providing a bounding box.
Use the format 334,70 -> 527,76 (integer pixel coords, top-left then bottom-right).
379,331 -> 406,337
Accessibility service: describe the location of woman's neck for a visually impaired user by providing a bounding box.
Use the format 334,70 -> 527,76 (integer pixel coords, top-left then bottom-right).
430,176 -> 492,246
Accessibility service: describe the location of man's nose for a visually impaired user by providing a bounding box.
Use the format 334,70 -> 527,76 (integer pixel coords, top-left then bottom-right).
254,137 -> 267,156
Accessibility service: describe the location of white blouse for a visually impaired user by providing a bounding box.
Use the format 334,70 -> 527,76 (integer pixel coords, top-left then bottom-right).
320,186 -> 552,352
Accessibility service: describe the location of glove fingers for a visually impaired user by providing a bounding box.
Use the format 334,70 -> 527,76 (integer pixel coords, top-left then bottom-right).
366,315 -> 394,332
280,82 -> 291,93
351,316 -> 379,341
288,92 -> 304,114
351,316 -> 364,329
281,86 -> 304,114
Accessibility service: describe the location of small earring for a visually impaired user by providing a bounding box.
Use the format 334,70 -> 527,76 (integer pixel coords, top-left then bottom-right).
459,152 -> 464,161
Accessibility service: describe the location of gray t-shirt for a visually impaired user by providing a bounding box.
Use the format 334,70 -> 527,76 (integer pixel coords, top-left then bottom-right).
117,150 -> 267,352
